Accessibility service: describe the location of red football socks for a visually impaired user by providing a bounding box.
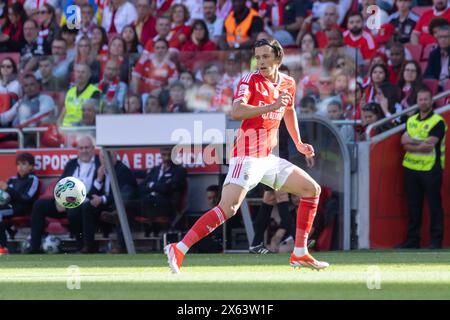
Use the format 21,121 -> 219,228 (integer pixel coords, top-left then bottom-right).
295,197 -> 319,248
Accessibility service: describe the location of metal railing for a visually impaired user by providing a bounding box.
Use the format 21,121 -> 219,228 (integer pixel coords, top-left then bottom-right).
20,126 -> 96,148
365,89 -> 450,141
0,128 -> 24,148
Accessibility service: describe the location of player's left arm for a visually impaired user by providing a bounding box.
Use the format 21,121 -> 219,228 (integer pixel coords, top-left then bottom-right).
283,86 -> 315,158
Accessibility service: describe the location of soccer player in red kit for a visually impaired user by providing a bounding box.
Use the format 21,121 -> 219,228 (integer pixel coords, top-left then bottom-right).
165,39 -> 329,273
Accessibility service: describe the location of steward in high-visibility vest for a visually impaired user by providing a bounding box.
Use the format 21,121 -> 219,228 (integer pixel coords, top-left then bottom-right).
223,3 -> 263,49
398,87 -> 447,249
63,80 -> 100,127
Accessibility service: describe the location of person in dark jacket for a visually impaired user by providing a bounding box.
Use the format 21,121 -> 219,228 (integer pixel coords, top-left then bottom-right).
424,25 -> 450,88
29,135 -> 100,253
139,147 -> 187,233
81,150 -> 137,253
0,153 -> 39,254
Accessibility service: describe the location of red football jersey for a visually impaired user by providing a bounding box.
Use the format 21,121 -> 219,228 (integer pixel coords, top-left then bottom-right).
343,30 -> 378,60
232,70 -> 296,158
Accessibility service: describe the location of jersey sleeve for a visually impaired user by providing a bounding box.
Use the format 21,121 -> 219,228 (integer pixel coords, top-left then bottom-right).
233,74 -> 254,104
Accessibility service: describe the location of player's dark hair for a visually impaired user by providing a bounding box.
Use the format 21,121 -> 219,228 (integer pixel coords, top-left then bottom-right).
253,38 -> 284,64
16,152 -> 35,166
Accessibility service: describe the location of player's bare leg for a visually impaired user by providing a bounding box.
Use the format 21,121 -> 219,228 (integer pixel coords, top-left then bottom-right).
165,183 -> 248,273
280,167 -> 329,270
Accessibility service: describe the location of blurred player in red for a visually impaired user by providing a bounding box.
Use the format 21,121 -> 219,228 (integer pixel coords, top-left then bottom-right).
165,38 -> 329,273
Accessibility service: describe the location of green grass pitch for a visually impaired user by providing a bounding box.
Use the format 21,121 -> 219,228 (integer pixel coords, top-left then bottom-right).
1,250 -> 449,299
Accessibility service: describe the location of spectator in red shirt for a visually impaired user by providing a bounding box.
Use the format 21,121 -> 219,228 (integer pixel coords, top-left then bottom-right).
99,36 -> 130,84
411,0 -> 450,46
131,38 -> 179,96
181,20 -> 217,52
133,0 -> 157,47
169,3 -> 192,47
388,42 -> 406,85
0,2 -> 27,52
143,16 -> 183,54
343,12 -> 378,62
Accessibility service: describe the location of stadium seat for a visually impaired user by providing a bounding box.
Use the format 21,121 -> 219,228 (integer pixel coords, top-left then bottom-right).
421,43 -> 437,61
420,61 -> 428,75
423,79 -> 439,95
404,43 -> 423,62
411,6 -> 432,16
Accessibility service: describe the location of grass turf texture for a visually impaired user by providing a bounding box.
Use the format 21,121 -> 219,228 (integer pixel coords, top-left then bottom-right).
1,250 -> 449,299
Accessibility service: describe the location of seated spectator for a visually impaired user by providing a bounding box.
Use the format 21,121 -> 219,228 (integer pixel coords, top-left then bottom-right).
132,0 -> 157,47
132,39 -> 178,96
121,25 -> 143,55
323,28 -> 364,72
37,3 -> 59,46
343,12 -> 378,62
124,94 -> 142,113
298,32 -> 322,65
175,0 -> 204,22
23,0 -> 59,17
60,24 -> 78,61
166,81 -> 188,113
363,64 -> 389,104
220,52 -> 242,96
169,3 -> 192,47
37,56 -> 69,92
0,2 -> 27,53
361,52 -> 388,87
50,37 -> 74,79
102,0 -> 137,35
388,42 -> 406,85
98,60 -> 127,113
20,19 -> 51,72
81,150 -> 137,253
203,0 -> 225,44
91,26 -> 109,56
29,135 -> 100,253
399,60 -> 424,109
0,58 -> 21,100
326,100 -> 355,142
298,2 -> 341,49
411,0 -> 450,46
144,94 -> 162,113
196,63 -> 232,112
0,152 -> 39,255
343,79 -> 363,120
298,95 -> 317,116
0,73 -> 57,128
73,99 -> 99,126
219,0 -> 264,50
68,36 -> 101,84
424,25 -> 450,88
75,3 -> 99,43
181,19 -> 217,52
359,102 -> 391,140
315,72 -> 340,116
142,16 -> 183,53
389,0 -> 419,44
428,17 -> 450,43
138,146 -> 187,234
60,63 -> 101,127
99,36 -> 130,84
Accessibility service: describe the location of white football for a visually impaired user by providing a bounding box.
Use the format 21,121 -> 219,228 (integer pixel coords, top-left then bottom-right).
0,189 -> 10,206
42,235 -> 61,254
54,177 -> 86,209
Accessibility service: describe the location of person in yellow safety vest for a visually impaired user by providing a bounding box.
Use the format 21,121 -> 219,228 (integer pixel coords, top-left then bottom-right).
220,0 -> 264,50
60,63 -> 101,127
398,85 -> 447,249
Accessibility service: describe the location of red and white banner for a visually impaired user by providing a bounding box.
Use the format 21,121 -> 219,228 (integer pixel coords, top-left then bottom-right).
15,148 -> 220,176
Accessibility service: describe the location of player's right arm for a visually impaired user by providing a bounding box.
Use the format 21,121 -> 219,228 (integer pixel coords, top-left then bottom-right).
230,77 -> 290,120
